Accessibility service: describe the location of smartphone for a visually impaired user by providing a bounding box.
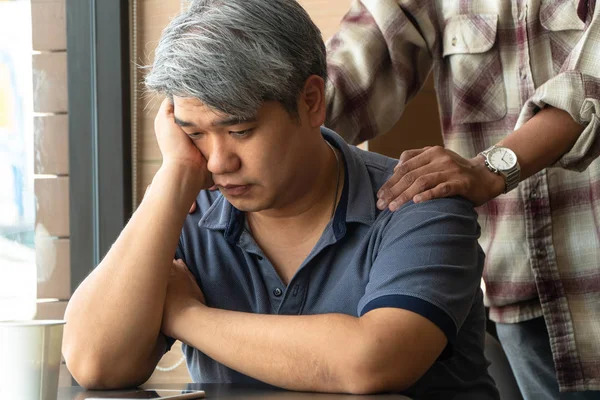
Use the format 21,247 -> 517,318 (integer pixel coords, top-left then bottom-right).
87,389 -> 205,400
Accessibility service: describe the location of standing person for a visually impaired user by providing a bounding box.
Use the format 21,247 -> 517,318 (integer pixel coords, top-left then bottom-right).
325,0 -> 600,399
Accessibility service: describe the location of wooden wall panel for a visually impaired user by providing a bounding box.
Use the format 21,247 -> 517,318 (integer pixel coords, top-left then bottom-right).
31,0 -> 70,311
35,177 -> 70,238
32,53 -> 68,113
34,114 -> 69,175
297,0 -> 352,40
31,0 -> 66,51
368,82 -> 443,158
36,238 -> 70,299
135,1 -> 183,166
138,161 -> 161,201
139,108 -> 161,162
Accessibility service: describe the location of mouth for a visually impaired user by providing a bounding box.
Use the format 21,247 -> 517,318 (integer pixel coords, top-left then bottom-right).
218,184 -> 251,196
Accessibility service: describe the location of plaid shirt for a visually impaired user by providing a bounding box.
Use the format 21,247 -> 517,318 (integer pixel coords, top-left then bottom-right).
325,0 -> 600,391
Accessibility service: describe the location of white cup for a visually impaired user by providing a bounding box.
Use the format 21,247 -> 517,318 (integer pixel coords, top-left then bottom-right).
0,320 -> 66,400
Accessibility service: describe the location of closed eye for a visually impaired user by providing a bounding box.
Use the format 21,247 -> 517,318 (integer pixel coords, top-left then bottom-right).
229,129 -> 253,138
187,132 -> 204,140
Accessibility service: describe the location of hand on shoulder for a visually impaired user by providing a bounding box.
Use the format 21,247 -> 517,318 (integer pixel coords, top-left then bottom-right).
377,146 -> 505,211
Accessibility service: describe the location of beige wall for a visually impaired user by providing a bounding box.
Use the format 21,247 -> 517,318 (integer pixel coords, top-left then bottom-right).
30,0 -> 71,387
134,0 -> 182,202
132,0 -> 443,383
31,0 -> 70,312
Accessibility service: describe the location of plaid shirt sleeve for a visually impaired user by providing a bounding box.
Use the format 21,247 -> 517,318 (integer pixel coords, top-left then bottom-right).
324,0 -> 433,145
515,0 -> 600,171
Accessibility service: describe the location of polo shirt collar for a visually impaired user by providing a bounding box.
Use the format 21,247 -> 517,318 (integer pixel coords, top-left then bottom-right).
198,127 -> 377,244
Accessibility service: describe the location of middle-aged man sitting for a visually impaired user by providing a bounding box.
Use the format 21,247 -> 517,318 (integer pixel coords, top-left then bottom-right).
62,0 -> 499,398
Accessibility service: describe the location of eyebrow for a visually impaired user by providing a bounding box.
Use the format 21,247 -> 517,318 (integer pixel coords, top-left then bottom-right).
174,115 -> 257,128
174,116 -> 196,128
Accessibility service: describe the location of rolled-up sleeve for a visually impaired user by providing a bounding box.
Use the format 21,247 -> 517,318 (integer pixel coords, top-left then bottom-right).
515,1 -> 600,171
325,0 -> 433,145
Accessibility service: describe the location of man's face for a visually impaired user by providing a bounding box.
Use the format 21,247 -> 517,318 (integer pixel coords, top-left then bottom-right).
173,96 -> 315,213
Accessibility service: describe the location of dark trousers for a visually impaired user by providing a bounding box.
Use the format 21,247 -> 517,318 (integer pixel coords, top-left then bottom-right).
496,317 -> 600,400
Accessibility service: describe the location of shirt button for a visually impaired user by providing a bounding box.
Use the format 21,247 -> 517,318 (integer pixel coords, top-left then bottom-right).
256,255 -> 263,261
520,69 -> 527,80
451,37 -> 457,46
273,288 -> 283,297
531,190 -> 538,199
536,247 -> 546,257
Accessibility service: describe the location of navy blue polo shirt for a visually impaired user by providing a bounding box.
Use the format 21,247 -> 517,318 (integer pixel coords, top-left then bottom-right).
173,128 -> 499,399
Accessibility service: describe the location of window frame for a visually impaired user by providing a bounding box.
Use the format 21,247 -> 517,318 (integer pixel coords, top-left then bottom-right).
66,0 -> 132,292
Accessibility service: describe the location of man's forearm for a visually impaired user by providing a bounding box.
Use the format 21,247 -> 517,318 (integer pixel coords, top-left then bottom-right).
499,106 -> 584,181
176,305 -> 365,392
173,305 -> 434,394
63,164 -> 202,386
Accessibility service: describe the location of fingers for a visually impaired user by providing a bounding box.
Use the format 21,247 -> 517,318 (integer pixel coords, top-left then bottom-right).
413,181 -> 463,204
385,171 -> 447,211
171,259 -> 191,278
395,147 -> 430,171
155,99 -> 171,130
377,147 -> 438,209
159,97 -> 173,115
172,258 -> 184,270
154,98 -> 183,139
174,258 -> 188,268
386,171 -> 468,211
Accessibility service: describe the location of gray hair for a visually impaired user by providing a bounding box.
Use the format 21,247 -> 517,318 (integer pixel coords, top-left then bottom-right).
145,0 -> 327,118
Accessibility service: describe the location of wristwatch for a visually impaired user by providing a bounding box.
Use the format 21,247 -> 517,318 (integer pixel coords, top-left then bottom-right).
479,145 -> 521,193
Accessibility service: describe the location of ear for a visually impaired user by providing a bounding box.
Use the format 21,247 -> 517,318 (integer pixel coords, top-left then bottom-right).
300,75 -> 326,128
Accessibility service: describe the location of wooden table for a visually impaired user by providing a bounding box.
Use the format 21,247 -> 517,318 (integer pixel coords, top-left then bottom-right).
58,383 -> 412,399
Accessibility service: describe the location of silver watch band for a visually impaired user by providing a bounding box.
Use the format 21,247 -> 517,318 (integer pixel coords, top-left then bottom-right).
503,167 -> 520,193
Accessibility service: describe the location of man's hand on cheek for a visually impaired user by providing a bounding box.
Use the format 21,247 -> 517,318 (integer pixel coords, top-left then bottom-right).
154,98 -> 214,189
161,259 -> 206,339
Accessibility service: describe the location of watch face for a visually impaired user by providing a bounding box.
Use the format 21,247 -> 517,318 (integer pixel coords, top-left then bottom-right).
488,147 -> 517,171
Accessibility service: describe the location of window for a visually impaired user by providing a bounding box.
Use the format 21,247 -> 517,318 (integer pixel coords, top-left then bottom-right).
0,0 -> 38,320
1,0 -> 132,385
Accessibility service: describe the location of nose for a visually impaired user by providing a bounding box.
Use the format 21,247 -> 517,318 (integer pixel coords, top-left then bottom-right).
205,136 -> 240,175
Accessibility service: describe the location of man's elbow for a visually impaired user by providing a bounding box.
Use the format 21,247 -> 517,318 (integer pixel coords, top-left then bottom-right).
67,360 -> 117,390
64,349 -> 152,390
338,352 -> 415,394
341,369 -> 412,395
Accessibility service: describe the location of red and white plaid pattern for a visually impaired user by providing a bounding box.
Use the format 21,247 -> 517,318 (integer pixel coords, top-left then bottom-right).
326,0 -> 600,391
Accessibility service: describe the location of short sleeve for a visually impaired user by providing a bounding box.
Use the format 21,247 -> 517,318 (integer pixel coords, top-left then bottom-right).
358,197 -> 485,343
